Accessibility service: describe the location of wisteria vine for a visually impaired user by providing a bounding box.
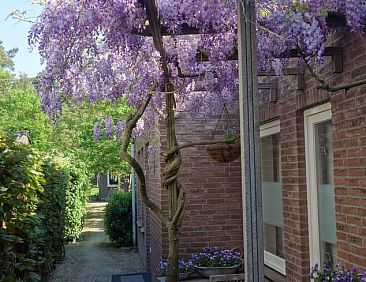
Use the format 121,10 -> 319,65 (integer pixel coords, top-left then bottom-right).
28,0 -> 366,136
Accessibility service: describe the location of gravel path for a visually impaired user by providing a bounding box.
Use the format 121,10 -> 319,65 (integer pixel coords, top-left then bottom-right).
49,202 -> 144,282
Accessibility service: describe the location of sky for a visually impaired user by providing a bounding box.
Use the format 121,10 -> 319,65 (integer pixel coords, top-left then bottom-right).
0,0 -> 43,77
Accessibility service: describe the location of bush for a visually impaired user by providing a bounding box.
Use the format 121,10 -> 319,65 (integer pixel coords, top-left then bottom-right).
0,132 -> 91,281
0,132 -> 45,281
36,159 -> 67,277
64,163 -> 90,242
104,190 -> 133,247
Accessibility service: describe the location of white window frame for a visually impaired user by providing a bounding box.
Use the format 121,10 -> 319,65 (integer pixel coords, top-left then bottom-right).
304,102 -> 332,267
260,119 -> 286,275
107,173 -> 119,188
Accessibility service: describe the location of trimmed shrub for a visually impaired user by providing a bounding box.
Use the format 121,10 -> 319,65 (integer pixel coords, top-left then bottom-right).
104,190 -> 133,247
36,159 -> 67,277
0,132 -> 91,280
64,163 -> 90,242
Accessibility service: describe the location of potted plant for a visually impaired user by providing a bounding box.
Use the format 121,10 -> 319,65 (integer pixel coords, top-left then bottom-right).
206,128 -> 240,163
192,247 -> 242,278
310,262 -> 366,281
160,258 -> 194,280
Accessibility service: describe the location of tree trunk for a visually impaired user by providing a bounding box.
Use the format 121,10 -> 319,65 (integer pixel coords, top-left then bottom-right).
164,84 -> 182,282
166,223 -> 179,282
131,2 -> 185,280
119,90 -> 184,282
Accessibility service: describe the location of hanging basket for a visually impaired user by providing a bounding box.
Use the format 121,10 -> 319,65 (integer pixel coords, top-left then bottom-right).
206,142 -> 240,163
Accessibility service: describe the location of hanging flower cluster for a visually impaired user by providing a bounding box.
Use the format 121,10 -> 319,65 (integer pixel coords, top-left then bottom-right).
30,0 -> 366,136
93,116 -> 125,141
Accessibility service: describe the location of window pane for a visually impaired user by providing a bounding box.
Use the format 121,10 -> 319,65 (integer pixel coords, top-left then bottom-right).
108,174 -> 119,186
315,121 -> 337,267
261,133 -> 284,258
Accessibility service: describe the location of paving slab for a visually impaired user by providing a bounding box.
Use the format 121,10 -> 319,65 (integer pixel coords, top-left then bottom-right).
49,202 -> 144,282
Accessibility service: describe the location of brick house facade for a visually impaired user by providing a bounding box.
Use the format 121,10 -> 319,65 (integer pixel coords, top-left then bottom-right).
135,31 -> 366,281
135,107 -> 243,279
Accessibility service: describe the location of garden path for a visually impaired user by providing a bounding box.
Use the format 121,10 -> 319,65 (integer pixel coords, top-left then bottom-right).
49,202 -> 144,282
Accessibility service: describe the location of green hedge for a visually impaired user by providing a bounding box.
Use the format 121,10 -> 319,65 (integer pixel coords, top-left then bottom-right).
104,190 -> 133,247
64,163 -> 89,242
0,133 -> 46,281
0,133 -> 90,281
36,158 -> 68,277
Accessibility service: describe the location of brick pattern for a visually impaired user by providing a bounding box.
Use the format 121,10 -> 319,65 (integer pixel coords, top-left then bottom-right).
136,107 -> 244,280
176,111 -> 243,257
279,111 -> 310,282
330,35 -> 366,271
275,76 -> 312,281
135,128 -> 165,274
136,31 -> 366,282
257,32 -> 366,280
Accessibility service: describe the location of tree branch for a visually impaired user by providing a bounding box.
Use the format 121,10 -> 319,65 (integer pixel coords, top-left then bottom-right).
121,88 -> 155,152
164,135 -> 240,160
119,92 -> 169,225
162,155 -> 182,187
317,78 -> 366,92
297,47 -> 366,93
120,150 -> 169,225
297,47 -> 327,86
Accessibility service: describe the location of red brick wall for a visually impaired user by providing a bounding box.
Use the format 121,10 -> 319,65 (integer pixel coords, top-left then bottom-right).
136,107 -> 244,279
136,31 -> 366,282
259,32 -> 366,280
175,109 -> 243,258
330,35 -> 366,271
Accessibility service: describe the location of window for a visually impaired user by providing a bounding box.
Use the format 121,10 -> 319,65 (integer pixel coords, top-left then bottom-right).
304,103 -> 337,268
107,173 -> 119,187
260,120 -> 285,275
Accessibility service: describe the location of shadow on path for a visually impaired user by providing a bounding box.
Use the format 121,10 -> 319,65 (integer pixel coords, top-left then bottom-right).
49,202 -> 144,282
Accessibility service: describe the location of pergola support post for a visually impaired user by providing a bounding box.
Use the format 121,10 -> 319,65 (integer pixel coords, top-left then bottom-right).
237,1 -> 265,281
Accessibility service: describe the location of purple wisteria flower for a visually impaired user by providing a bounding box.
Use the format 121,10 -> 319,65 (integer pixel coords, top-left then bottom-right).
191,247 -> 242,267
104,116 -> 114,139
30,0 -> 366,137
116,120 -> 126,141
93,122 -> 101,141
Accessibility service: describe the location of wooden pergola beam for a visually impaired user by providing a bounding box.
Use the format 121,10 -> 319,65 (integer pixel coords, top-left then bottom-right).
195,47 -> 343,75
134,2 -> 345,75
258,68 -> 301,76
195,46 -> 343,61
131,11 -> 347,37
238,0 -> 264,280
131,23 -> 213,37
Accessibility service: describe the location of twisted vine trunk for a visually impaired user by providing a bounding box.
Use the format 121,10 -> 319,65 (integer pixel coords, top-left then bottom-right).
139,1 -> 185,280
119,89 -> 184,282
163,84 -> 184,282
